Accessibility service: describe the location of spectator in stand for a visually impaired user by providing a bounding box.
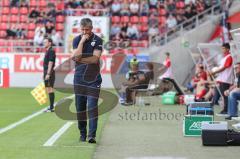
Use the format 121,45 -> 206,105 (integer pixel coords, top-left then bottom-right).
188,1 -> 197,14
120,0 -> 130,16
110,23 -> 121,38
34,31 -> 44,47
94,0 -> 104,9
149,0 -> 158,9
45,21 -> 55,35
166,14 -> 177,30
196,0 -> 205,14
51,30 -> 63,46
35,22 -> 46,37
6,25 -> 17,39
121,22 -> 128,37
129,0 -> 140,16
10,0 -> 20,7
148,24 -> 159,44
65,4 -> 75,16
149,13 -> 158,27
127,24 -> 139,40
111,0 -> 121,16
176,14 -> 185,24
29,7 -> 40,19
37,11 -> 49,24
185,0 -> 196,5
16,26 -> 26,39
184,5 -> 196,20
20,0 -> 28,7
140,0 -> 149,16
66,0 -> 80,9
47,4 -> 57,22
167,0 -> 176,14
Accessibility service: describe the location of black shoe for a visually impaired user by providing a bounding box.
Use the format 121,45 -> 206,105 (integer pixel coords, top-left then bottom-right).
88,137 -> 96,144
79,136 -> 86,142
44,108 -> 54,113
225,116 -> 232,120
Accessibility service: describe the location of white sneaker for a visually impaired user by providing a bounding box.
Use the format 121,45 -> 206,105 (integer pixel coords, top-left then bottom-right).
232,123 -> 240,130
232,117 -> 240,121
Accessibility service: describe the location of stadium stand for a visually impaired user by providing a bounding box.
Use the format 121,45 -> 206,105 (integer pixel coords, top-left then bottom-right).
0,0 -> 224,53
0,0 -> 65,53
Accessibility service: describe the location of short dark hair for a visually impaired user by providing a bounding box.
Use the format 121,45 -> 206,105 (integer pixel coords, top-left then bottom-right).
165,52 -> 170,56
222,43 -> 230,50
44,37 -> 53,45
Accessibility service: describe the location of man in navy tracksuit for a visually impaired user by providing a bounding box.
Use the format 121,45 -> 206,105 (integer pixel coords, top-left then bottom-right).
72,18 -> 103,144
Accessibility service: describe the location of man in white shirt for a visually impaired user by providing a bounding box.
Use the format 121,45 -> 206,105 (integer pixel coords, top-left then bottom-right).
209,43 -> 234,116
111,0 -> 121,16
166,14 -> 177,30
127,24 -> 139,40
129,0 -> 139,16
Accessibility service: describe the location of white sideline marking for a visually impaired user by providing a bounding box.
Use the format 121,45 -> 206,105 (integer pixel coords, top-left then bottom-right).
0,95 -> 75,135
43,122 -> 74,147
0,107 -> 47,134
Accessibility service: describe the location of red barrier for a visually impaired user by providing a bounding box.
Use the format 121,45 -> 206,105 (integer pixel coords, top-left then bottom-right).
0,68 -> 9,88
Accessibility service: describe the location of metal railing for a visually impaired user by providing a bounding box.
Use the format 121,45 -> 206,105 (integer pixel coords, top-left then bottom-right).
67,8 -> 110,16
150,3 -> 225,47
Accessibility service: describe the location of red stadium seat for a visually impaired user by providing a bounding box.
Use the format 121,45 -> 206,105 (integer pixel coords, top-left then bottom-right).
11,7 -> 19,15
2,7 -> 10,15
2,0 -> 10,6
57,2 -> 65,10
159,9 -> 166,16
121,16 -> 130,23
131,48 -> 139,54
56,15 -> 64,23
20,15 -> 28,23
39,0 -> 47,8
140,25 -> 148,32
56,23 -> 64,31
139,16 -> 148,23
0,31 -> 7,38
10,15 -> 18,23
7,41 -> 13,47
130,40 -> 139,47
159,16 -> 166,24
139,40 -> 148,48
176,1 -> 185,9
0,40 -> 5,46
130,16 -> 139,24
0,23 -> 8,30
1,15 -> 9,23
28,23 -> 36,30
111,16 -> 120,23
122,49 -> 129,54
55,47 -> 63,53
30,0 -> 37,7
0,48 -> 7,52
20,7 -> 28,15
27,31 -> 35,39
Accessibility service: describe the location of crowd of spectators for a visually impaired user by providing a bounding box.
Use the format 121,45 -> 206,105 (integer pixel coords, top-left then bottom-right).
3,0 -> 64,50
29,3 -> 63,47
1,0 -> 223,52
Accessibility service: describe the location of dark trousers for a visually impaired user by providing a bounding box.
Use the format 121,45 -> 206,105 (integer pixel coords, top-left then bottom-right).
75,94 -> 99,138
126,84 -> 148,103
213,82 -> 231,112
